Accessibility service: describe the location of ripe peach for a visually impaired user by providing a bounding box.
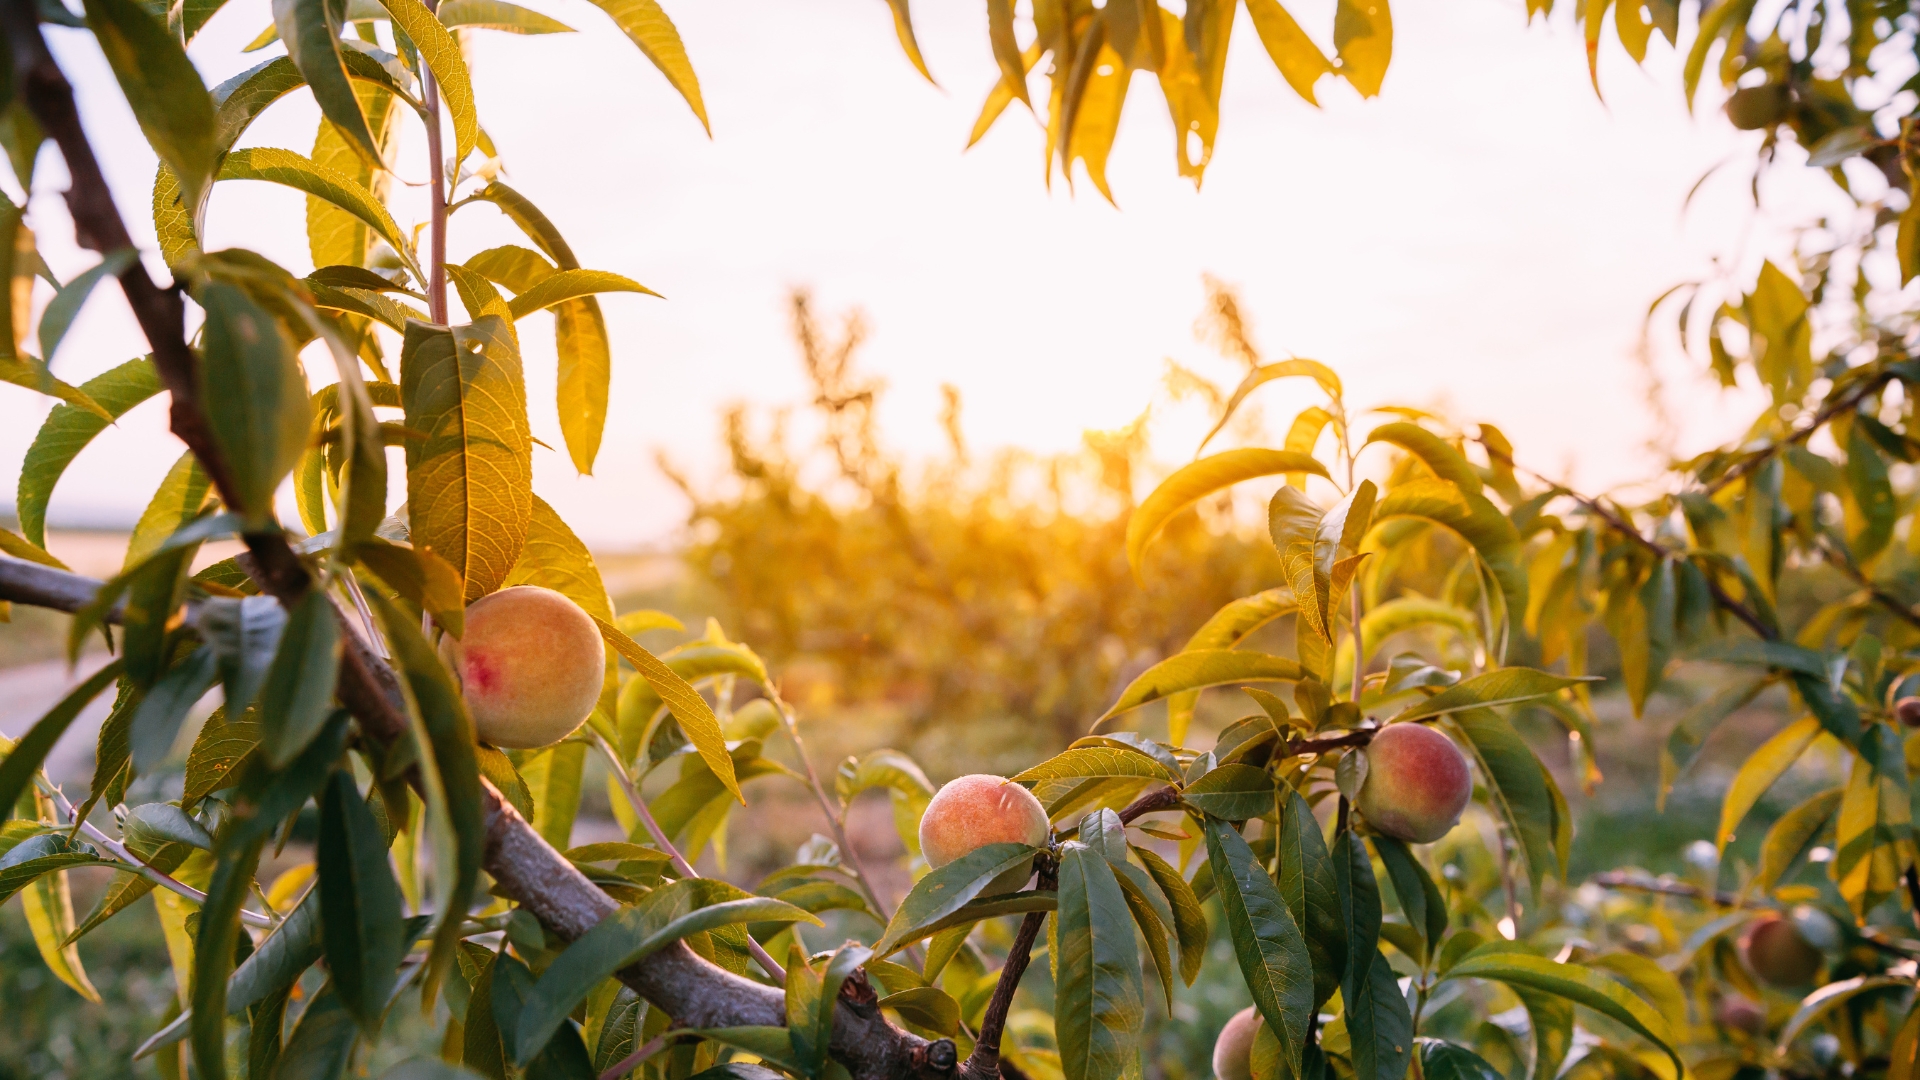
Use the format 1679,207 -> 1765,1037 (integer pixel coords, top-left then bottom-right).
918,774 -> 1050,893
1895,696 -> 1920,728
1211,1006 -> 1259,1080
443,586 -> 604,750
1355,722 -> 1473,844
1743,915 -> 1823,987
1714,993 -> 1768,1035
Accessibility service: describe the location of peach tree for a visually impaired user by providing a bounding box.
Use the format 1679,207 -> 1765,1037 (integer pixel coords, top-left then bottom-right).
1,0 -> 1920,1079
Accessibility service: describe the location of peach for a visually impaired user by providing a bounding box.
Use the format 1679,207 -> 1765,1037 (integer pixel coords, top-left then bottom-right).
918,774 -> 1050,893
1355,722 -> 1472,844
443,586 -> 604,749
1895,696 -> 1920,728
1743,915 -> 1822,987
1212,1006 -> 1259,1080
1714,993 -> 1768,1035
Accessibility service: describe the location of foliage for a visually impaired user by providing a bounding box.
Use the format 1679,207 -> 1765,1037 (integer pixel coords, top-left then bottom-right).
671,292 -> 1281,762
4,0 -> 1920,1080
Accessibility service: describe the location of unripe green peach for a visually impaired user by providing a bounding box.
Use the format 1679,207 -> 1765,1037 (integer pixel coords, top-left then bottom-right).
443,586 -> 604,750
1354,722 -> 1473,844
1743,915 -> 1823,987
918,774 -> 1050,894
1211,1006 -> 1260,1080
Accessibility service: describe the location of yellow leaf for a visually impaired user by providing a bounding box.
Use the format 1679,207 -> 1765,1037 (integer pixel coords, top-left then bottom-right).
1717,716 -> 1823,852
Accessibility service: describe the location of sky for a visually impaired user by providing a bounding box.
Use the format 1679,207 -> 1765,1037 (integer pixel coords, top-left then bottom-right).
0,0 -> 1859,549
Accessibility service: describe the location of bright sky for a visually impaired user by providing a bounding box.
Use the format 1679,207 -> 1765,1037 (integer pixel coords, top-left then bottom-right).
0,0 -> 1855,549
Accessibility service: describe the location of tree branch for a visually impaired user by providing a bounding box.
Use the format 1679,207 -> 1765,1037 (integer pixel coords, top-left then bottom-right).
957,854 -> 1057,1080
1702,369 -> 1895,495
1470,435 -> 1776,641
0,13 -> 951,1075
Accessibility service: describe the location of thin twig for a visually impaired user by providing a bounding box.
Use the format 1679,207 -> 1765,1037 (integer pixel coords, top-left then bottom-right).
598,1031 -> 673,1080
957,855 -> 1057,1080
1470,436 -> 1776,641
768,688 -> 897,922
38,778 -> 274,930
1702,370 -> 1895,495
1813,535 -> 1920,633
590,731 -> 788,983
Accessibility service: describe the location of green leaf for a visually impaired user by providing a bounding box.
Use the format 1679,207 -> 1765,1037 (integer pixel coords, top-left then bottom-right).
364,587 -> 486,1006
258,590 -> 343,768
319,770 -> 406,1034
1133,844 -> 1209,986
230,889 -> 324,1013
1367,423 -> 1479,495
1417,1039 -> 1504,1080
1244,0 -> 1333,103
1658,675 -> 1769,810
84,0 -> 216,213
594,617 -> 739,801
1718,716 -> 1824,852
878,986 -> 959,1036
1335,829 -> 1412,1080
274,984 -> 359,1080
1372,835 -> 1445,961
0,659 -> 124,819
438,0 -> 574,32
1205,816 -> 1312,1078
513,880 -> 819,1064
38,248 -> 137,365
375,0 -> 477,166
872,890 -> 1055,956
1127,449 -> 1330,575
353,538 -> 466,637
14,356 -> 159,547
400,316 -> 532,601
506,269 -> 659,320
1393,668 -> 1586,722
1182,763 -> 1277,820
1441,951 -> 1683,1075
129,646 -> 218,773
1012,746 -> 1177,784
1276,786 -> 1343,1006
1055,842 -> 1144,1080
1099,650 -> 1304,724
513,742 -> 586,852
0,835 -> 110,906
125,452 -> 214,570
219,148 -> 419,280
1333,0 -> 1392,96
1166,588 -> 1297,744
196,280 -> 313,525
1447,709 -> 1557,897
198,595 -> 287,718
1374,479 -> 1527,621
182,706 -> 263,805
0,354 -> 112,421
272,0 -> 384,168
191,832 -> 266,1080
1511,987 -> 1574,1080
873,842 -> 1044,955
581,0 -> 708,133
1751,787 -> 1843,897
1778,974 -> 1911,1049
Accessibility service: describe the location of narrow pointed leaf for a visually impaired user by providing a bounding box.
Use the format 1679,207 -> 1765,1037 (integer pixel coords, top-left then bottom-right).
1128,449 -> 1329,574
1205,816 -> 1312,1078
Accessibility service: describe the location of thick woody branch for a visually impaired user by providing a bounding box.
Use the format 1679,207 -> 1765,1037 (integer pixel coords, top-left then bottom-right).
0,14 -> 949,1076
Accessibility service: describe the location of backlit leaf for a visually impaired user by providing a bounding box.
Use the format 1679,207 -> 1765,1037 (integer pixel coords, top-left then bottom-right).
1717,716 -> 1823,852
400,316 -> 533,601
273,0 -> 383,166
15,357 -> 160,547
1442,951 -> 1683,1074
1128,449 -> 1329,575
219,148 -> 419,280
873,842 -> 1043,955
1099,650 -> 1305,723
582,0 -> 708,132
1244,0 -> 1333,103
85,0 -> 216,212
